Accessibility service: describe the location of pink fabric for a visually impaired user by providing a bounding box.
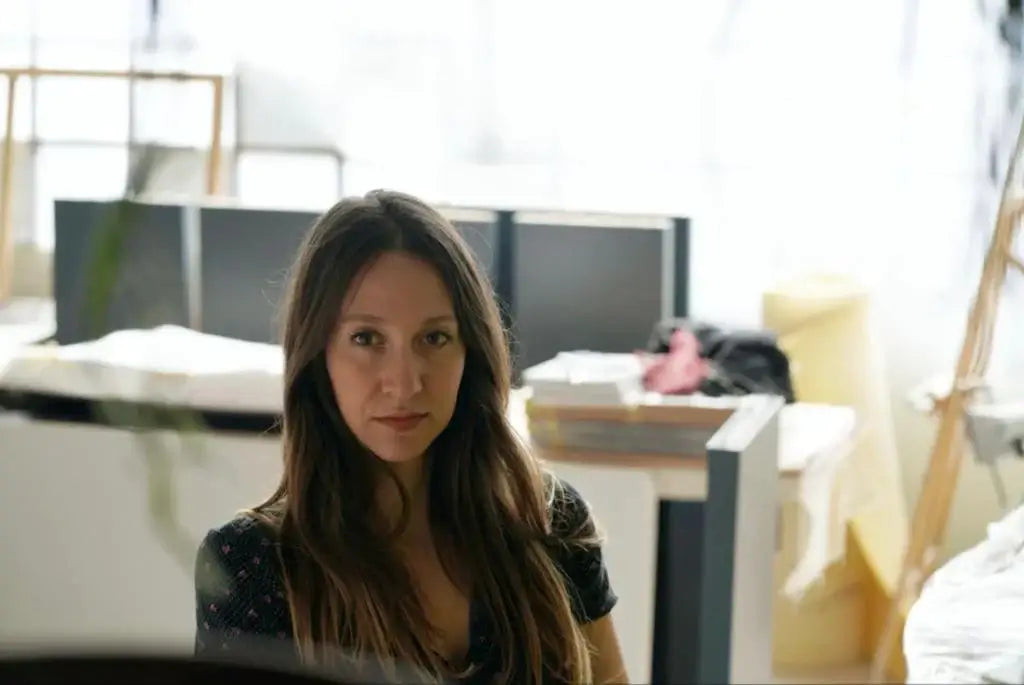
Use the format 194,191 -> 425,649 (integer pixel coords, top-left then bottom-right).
638,328 -> 709,395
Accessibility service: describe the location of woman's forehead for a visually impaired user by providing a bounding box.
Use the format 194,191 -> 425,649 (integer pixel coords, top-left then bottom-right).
341,252 -> 455,320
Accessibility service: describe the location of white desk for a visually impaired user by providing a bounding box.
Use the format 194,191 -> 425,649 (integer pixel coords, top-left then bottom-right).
0,414 -> 280,652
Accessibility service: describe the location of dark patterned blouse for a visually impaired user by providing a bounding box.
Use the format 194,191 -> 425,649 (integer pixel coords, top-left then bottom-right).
194,480 -> 617,683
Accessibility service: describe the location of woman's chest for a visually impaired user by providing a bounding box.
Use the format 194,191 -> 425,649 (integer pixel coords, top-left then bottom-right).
405,547 -> 474,666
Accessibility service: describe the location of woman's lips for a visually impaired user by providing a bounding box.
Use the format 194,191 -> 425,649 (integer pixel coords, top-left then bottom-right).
373,413 -> 428,432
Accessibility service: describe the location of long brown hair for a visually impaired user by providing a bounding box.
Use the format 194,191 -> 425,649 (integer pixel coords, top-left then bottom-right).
251,191 -> 593,683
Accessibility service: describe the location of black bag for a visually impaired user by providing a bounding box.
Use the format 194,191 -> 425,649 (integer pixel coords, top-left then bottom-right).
646,319 -> 796,403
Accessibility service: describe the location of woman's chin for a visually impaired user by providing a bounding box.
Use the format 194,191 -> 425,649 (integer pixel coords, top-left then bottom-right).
365,437 -> 431,465
372,449 -> 426,465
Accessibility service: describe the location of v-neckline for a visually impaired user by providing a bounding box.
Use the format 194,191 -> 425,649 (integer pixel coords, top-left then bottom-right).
464,596 -> 492,661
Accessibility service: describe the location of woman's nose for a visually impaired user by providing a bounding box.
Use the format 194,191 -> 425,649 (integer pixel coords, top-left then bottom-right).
380,346 -> 424,399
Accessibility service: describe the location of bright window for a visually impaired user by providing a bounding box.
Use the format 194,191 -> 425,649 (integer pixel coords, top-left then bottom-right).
236,152 -> 340,210
33,145 -> 129,249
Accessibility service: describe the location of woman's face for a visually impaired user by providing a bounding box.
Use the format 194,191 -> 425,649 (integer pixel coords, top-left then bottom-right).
326,251 -> 466,465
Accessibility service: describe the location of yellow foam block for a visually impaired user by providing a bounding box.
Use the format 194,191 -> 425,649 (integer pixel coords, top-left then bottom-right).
763,275 -> 908,672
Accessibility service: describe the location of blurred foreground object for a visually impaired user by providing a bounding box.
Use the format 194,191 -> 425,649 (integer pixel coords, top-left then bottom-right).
903,503 -> 1024,684
0,634 -> 439,683
762,275 -> 907,679
0,655 -> 351,685
870,109 -> 1024,681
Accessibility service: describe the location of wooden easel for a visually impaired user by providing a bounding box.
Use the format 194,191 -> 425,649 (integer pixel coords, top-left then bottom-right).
0,66 -> 226,304
869,113 -> 1024,682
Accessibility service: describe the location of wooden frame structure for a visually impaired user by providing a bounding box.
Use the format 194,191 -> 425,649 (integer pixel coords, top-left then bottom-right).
869,114 -> 1024,681
0,66 -> 226,303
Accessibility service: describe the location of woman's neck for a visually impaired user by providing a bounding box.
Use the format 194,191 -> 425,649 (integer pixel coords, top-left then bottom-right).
379,455 -> 432,542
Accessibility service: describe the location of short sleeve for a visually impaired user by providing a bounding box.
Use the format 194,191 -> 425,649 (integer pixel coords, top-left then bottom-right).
548,479 -> 618,623
193,517 -> 292,658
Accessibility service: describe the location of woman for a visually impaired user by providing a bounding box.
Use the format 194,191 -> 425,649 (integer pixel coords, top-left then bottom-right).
194,191 -> 627,684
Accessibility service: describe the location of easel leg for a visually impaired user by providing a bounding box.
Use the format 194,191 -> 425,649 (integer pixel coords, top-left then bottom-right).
206,76 -> 223,196
0,74 -> 18,304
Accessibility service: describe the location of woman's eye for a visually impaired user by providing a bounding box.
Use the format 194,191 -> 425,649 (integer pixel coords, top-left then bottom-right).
350,330 -> 379,347
424,331 -> 452,347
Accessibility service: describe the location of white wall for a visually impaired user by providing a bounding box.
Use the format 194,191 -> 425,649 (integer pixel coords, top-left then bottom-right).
687,1 -> 1024,561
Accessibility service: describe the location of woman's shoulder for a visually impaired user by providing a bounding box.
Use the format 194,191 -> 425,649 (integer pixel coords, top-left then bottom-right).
201,514 -> 277,556
546,475 -> 597,538
194,513 -> 291,652
195,513 -> 286,606
543,475 -> 618,623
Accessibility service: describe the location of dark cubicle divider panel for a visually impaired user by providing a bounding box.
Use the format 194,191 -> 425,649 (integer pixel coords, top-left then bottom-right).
671,217 -> 690,319
198,205 -> 501,345
441,207 -> 499,283
494,210 -> 517,335
52,199 -> 690,366
54,200 -> 189,345
441,207 -> 518,342
512,213 -> 671,371
199,207 -> 317,344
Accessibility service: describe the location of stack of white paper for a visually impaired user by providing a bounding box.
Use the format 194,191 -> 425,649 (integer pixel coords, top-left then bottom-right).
0,325 -> 284,414
522,351 -> 646,407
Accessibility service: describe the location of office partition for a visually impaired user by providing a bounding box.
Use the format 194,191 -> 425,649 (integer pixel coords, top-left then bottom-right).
52,199 -> 692,366
54,200 -> 188,345
440,207 -> 499,284
512,212 -> 671,370
198,207 -> 316,344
